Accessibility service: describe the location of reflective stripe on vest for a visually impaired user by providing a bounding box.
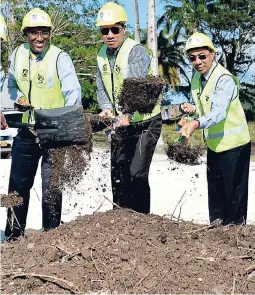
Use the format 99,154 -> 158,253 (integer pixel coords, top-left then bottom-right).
205,121 -> 248,139
15,43 -> 65,123
97,38 -> 160,123
191,63 -> 250,152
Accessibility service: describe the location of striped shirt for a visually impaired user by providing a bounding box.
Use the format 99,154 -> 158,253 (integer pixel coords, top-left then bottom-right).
96,38 -> 151,110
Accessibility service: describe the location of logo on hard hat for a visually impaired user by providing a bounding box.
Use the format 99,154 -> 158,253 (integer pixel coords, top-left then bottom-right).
31,13 -> 47,23
99,10 -> 113,21
189,37 -> 201,44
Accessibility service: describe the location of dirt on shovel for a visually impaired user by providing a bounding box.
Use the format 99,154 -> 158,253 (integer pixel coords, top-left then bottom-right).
0,192 -> 23,208
86,113 -> 115,132
166,142 -> 204,164
118,76 -> 164,114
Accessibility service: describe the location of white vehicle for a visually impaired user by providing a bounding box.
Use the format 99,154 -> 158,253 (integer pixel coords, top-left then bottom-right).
0,109 -> 22,159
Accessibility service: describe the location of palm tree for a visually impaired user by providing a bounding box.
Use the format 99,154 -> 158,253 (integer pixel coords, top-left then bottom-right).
157,16 -> 190,89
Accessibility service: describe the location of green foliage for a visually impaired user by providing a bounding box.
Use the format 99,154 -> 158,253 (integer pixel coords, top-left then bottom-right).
80,79 -> 99,113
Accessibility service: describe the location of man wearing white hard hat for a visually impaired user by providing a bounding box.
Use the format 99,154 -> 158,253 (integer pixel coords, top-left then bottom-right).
181,32 -> 251,225
96,2 -> 162,214
5,8 -> 81,240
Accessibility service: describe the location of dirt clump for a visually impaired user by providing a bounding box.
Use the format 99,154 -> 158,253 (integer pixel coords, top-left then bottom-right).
166,142 -> 204,164
1,210 -> 255,294
118,76 -> 164,114
0,191 -> 23,208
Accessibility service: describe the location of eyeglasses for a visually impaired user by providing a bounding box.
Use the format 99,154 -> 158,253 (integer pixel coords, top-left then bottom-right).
27,31 -> 50,39
189,54 -> 210,62
101,26 -> 122,35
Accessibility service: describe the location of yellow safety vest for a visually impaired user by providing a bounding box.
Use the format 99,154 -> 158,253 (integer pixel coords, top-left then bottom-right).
191,63 -> 250,152
97,37 -> 160,122
14,43 -> 65,123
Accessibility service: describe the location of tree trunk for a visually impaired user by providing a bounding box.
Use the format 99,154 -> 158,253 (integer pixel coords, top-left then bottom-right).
147,0 -> 158,76
134,0 -> 140,43
7,1 -> 16,69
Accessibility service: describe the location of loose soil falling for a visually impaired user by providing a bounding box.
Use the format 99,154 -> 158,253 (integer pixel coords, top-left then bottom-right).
166,143 -> 204,164
47,114 -> 93,193
118,76 -> 164,114
0,192 -> 23,208
1,210 -> 255,294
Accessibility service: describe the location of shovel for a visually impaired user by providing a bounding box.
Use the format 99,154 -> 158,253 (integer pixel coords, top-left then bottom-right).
174,115 -> 194,145
7,105 -> 88,149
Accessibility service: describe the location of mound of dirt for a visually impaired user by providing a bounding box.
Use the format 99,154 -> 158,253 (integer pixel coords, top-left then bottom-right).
118,76 -> 164,114
1,210 -> 255,294
0,192 -> 23,208
166,142 -> 204,164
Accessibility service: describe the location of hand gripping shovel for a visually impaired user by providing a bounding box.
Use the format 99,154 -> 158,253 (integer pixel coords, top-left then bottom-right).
7,105 -> 87,149
174,115 -> 194,145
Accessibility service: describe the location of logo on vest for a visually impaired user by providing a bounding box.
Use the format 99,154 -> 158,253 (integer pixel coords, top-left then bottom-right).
103,64 -> 107,72
115,65 -> 121,74
21,69 -> 29,80
34,71 -> 46,87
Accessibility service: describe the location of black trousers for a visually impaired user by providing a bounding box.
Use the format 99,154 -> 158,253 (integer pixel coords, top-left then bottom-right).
5,130 -> 62,240
111,115 -> 162,214
207,141 -> 251,225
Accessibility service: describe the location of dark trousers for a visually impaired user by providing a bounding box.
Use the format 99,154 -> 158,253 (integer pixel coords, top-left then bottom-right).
111,115 -> 162,213
5,130 -> 62,240
207,141 -> 251,225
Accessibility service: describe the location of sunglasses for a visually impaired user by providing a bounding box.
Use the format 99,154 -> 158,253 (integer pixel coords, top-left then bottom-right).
189,54 -> 210,62
101,26 -> 123,35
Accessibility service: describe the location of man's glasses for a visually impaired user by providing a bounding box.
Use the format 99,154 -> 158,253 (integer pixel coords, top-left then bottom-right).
101,26 -> 122,35
189,54 -> 210,62
27,31 -> 50,39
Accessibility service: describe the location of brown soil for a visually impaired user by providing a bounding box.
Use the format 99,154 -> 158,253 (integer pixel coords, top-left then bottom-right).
166,143 -> 204,164
47,114 -> 93,193
1,210 -> 255,294
0,192 -> 23,208
118,76 -> 164,114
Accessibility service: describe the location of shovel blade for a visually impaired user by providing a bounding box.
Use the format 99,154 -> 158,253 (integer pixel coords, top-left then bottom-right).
34,105 -> 87,148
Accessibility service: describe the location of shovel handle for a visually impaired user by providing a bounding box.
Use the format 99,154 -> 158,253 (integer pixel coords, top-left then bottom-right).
6,121 -> 34,129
